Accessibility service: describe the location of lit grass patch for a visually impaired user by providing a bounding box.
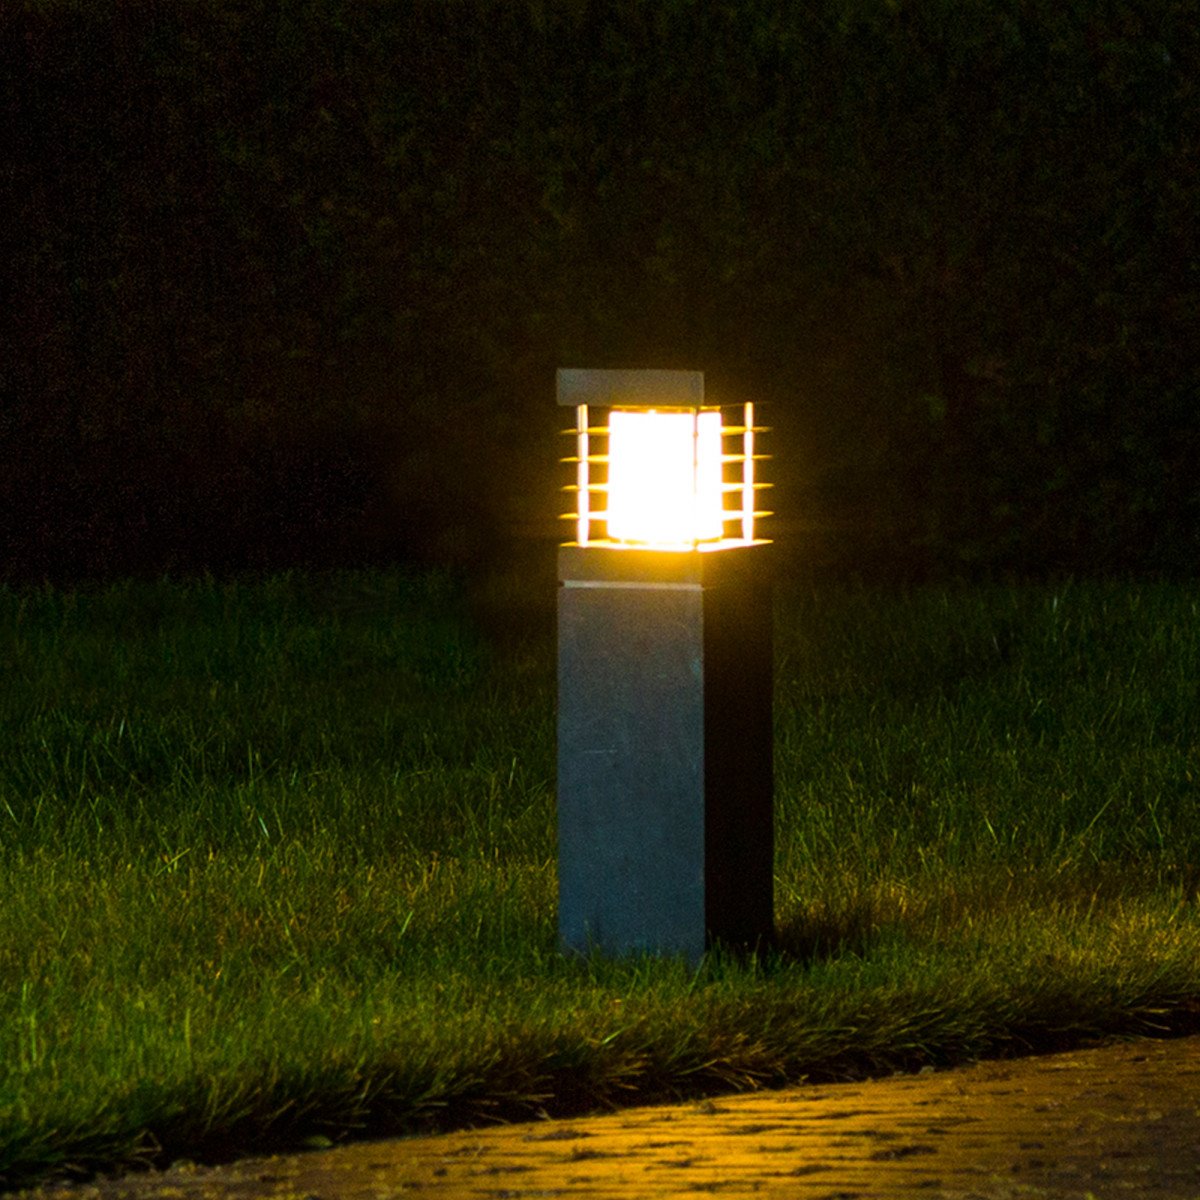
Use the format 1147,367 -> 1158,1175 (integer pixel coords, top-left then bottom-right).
0,573 -> 1197,1187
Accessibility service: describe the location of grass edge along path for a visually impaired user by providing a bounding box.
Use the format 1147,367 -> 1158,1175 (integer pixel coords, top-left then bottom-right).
2,872 -> 1199,1190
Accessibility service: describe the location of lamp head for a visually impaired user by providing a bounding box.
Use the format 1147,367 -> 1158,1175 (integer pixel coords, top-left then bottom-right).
557,369 -> 770,551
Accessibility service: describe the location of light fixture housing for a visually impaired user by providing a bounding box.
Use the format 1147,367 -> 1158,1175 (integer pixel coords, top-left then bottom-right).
557,368 -> 770,550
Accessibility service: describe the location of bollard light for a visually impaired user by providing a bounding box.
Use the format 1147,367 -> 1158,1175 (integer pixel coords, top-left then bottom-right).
556,368 -> 775,963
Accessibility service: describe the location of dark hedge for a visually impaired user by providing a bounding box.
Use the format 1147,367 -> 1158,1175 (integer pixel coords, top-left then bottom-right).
4,0 -> 1197,581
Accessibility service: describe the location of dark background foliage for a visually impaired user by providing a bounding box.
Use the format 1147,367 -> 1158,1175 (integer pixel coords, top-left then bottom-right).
4,0 -> 1197,583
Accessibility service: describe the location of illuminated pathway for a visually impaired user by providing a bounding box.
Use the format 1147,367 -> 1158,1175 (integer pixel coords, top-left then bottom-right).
25,1035 -> 1200,1199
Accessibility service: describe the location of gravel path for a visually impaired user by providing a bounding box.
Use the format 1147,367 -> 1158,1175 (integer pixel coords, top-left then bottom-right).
21,1034 -> 1200,1199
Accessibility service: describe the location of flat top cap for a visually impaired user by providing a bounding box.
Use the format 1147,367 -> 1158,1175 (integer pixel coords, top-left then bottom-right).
556,368 -> 704,407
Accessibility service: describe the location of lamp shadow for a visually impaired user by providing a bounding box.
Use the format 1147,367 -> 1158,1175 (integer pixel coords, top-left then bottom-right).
755,904 -> 883,971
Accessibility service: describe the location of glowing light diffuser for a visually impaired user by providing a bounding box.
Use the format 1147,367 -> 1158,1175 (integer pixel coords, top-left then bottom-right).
606,409 -> 724,545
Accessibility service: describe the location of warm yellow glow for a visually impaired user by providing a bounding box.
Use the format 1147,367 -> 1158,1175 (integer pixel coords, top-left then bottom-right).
606,409 -> 724,545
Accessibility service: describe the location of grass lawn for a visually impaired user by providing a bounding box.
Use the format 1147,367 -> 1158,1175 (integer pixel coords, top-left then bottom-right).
1,568 -> 1197,1188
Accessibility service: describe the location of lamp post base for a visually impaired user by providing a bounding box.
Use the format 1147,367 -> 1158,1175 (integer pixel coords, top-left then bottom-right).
556,544 -> 774,963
